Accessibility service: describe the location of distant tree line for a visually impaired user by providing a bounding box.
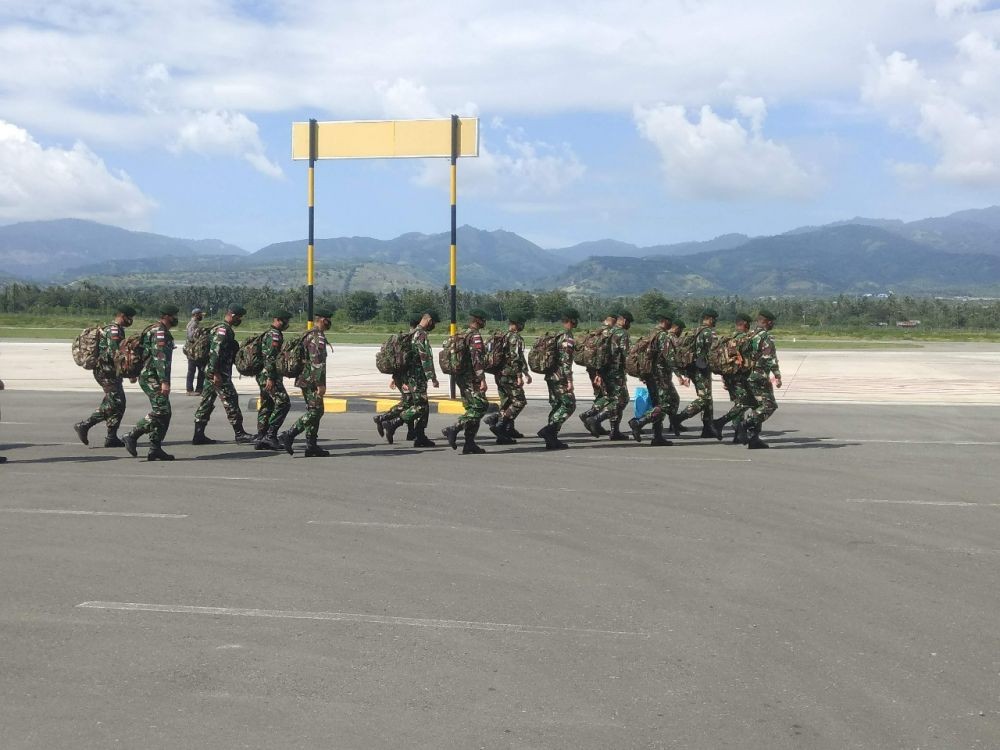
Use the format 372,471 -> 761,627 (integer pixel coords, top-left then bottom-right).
3,281 -> 1000,329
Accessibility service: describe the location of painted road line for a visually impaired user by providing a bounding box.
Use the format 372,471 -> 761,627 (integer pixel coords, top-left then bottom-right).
846,499 -> 1000,507
77,601 -> 648,637
6,472 -> 281,482
580,456 -> 752,463
307,520 -> 565,535
0,508 -> 188,518
827,438 -> 1000,446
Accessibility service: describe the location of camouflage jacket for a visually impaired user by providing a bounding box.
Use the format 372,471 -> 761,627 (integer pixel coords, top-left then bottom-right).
548,330 -> 575,383
96,322 -> 126,374
206,320 -> 238,377
411,326 -> 436,381
693,325 -> 716,369
748,326 -> 781,378
295,328 -> 328,389
262,325 -> 284,380
500,330 -> 528,379
141,322 -> 174,383
462,326 -> 486,379
606,325 -> 630,374
652,329 -> 675,379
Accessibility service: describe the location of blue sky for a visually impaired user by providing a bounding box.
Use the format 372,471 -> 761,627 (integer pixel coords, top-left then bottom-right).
2,0 -> 1000,252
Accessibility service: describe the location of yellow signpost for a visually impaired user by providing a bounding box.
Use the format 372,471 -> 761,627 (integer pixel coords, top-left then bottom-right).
291,117 -> 479,342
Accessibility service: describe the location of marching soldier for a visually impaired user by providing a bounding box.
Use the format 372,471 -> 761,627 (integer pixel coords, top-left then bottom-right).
374,310 -> 440,447
74,304 -> 135,448
744,310 -> 782,449
586,309 -> 633,440
123,305 -> 179,461
712,313 -> 757,444
578,310 -> 617,435
441,309 -> 490,455
628,311 -> 686,446
672,308 -> 720,439
537,308 -> 579,450
185,307 -> 206,395
192,303 -> 254,445
280,310 -> 333,457
484,310 -> 531,444
254,310 -> 292,451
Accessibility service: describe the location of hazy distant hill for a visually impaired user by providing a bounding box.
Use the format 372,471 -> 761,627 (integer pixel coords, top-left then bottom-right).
551,233 -> 750,261
0,219 -> 247,281
551,225 -> 1000,296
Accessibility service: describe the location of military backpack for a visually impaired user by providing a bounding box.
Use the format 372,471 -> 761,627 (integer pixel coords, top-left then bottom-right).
625,334 -> 656,380
183,325 -> 211,366
573,328 -> 612,370
673,325 -> 708,370
437,332 -> 472,376
482,330 -> 510,375
708,334 -> 748,376
527,332 -> 560,375
375,331 -> 415,375
234,332 -> 267,377
72,326 -> 103,370
113,324 -> 156,379
277,333 -> 309,378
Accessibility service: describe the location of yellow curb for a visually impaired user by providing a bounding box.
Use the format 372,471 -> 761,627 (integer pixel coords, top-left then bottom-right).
374,398 -> 398,412
256,396 -> 347,412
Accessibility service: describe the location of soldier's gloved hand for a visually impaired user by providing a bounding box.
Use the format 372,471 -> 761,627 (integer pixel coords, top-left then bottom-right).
160,383 -> 170,396
431,379 -> 439,388
129,377 -> 138,384
317,385 -> 327,397
525,374 -> 532,385
774,377 -> 783,388
478,377 -> 488,393
566,381 -> 574,394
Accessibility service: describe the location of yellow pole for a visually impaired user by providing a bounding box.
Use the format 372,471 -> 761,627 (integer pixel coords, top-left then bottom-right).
307,118 -> 317,330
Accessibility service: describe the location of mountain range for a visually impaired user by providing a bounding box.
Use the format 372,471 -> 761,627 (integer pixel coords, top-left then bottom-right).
1,207 -> 1000,295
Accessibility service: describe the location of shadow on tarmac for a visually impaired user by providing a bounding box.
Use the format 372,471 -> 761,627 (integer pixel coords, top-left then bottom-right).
7,455 -> 120,464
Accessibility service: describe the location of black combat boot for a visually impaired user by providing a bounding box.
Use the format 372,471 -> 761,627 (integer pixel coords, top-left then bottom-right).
649,421 -> 673,446
494,418 -> 517,445
462,422 -> 486,454
628,417 -> 643,443
256,427 -> 282,451
103,428 -> 125,448
711,416 -> 728,441
373,413 -> 386,438
412,424 -> 436,448
552,424 -> 569,450
192,422 -> 217,445
73,417 -> 100,446
746,422 -> 769,450
303,434 -> 330,457
608,419 -> 630,441
147,442 -> 174,461
536,423 -> 559,449
0,455 -> 6,464
734,421 -> 748,445
232,419 -> 255,445
122,427 -> 145,457
484,412 -> 500,429
441,424 -> 460,450
669,413 -> 686,436
405,424 -> 416,441
584,409 -> 610,438
382,416 -> 404,444
278,426 -> 301,455
579,408 -> 609,436
700,420 -> 717,439
509,422 -> 525,439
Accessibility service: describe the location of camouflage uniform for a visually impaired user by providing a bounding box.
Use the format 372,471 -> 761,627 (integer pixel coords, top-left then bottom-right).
455,327 -> 488,426
581,323 -> 612,425
746,326 -> 781,429
546,329 -> 576,426
636,329 -> 680,427
396,326 -> 436,425
290,328 -> 328,439
255,325 -> 290,433
594,325 -> 630,425
718,330 -> 757,429
495,330 -> 528,422
87,322 -> 127,430
194,320 -> 244,429
132,322 -> 174,446
679,325 -> 716,423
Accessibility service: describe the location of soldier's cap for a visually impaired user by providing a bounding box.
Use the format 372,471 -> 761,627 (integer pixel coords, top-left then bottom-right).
116,304 -> 137,317
562,307 -> 581,322
655,310 -> 674,322
468,308 -> 489,321
506,309 -> 527,325
191,307 -> 203,315
673,320 -> 686,331
228,303 -> 247,316
735,312 -> 752,324
314,309 -> 334,319
422,309 -> 441,323
270,309 -> 292,321
617,309 -> 634,323
701,308 -> 719,319
160,304 -> 180,317
604,308 -> 621,320
757,308 -> 777,322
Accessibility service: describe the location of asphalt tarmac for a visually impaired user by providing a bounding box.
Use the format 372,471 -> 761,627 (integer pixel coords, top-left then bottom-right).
2,391 -> 1000,749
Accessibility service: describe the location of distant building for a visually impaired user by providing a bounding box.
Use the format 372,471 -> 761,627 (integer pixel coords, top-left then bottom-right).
896,320 -> 921,328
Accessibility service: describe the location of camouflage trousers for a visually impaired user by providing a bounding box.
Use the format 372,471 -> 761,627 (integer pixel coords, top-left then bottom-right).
545,377 -> 576,427
594,370 -> 629,419
456,374 -> 489,426
587,368 -> 604,401
290,385 -> 325,438
255,372 -> 290,432
680,366 -> 714,422
194,374 -> 243,427
89,371 -> 126,429
495,373 -> 527,420
384,374 -> 429,425
637,375 -> 679,427
135,376 -> 171,445
720,373 -> 757,426
746,373 -> 778,428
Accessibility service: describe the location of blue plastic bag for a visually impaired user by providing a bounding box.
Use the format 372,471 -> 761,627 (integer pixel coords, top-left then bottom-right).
633,385 -> 650,420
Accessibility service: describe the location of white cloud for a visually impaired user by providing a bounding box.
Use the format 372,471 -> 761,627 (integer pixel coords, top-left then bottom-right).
0,120 -> 155,227
864,33 -> 1000,186
935,0 -> 988,17
634,101 -> 817,200
172,110 -> 282,178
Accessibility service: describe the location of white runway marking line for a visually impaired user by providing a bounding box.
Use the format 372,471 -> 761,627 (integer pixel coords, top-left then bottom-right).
581,456 -> 752,463
847,498 -> 1000,507
77,601 -> 648,637
306,520 -> 559,534
828,438 -> 1000,446
6,472 -> 280,482
0,508 -> 188,518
